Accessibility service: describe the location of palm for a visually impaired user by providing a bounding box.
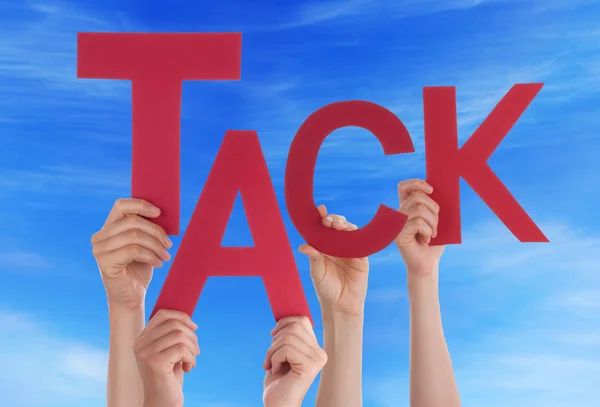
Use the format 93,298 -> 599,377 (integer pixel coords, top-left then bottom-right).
126,261 -> 153,290
316,254 -> 369,314
396,236 -> 444,273
102,261 -> 153,308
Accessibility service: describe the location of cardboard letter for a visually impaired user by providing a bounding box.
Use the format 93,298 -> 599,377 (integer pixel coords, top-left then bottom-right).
152,131 -> 311,322
77,33 -> 242,234
285,101 -> 413,258
423,84 -> 548,244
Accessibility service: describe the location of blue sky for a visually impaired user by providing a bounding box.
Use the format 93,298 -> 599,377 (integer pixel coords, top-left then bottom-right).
0,0 -> 599,406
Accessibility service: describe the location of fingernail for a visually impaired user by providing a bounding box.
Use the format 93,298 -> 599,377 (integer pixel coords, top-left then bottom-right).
149,206 -> 160,214
164,237 -> 172,247
192,321 -> 198,330
163,251 -> 171,260
334,219 -> 344,225
325,216 -> 333,222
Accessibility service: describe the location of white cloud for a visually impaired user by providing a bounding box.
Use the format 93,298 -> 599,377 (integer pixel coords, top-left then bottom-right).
0,163 -> 129,196
0,251 -> 51,270
364,217 -> 600,406
260,0 -> 499,30
446,219 -> 600,277
0,308 -> 107,407
0,1 -> 131,98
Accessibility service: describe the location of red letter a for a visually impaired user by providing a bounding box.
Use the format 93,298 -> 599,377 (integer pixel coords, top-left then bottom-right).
151,131 -> 311,322
424,84 -> 548,245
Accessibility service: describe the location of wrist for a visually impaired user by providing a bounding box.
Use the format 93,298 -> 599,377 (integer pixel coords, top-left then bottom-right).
322,309 -> 364,351
407,271 -> 440,305
109,305 -> 145,341
322,309 -> 364,327
109,304 -> 144,324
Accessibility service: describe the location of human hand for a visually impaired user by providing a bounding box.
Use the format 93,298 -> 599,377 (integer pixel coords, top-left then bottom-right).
263,317 -> 327,407
133,310 -> 200,407
395,179 -> 444,275
91,198 -> 172,312
298,205 -> 369,317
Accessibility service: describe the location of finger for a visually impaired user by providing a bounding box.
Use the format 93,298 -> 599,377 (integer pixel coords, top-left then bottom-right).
322,213 -> 346,228
92,228 -> 171,261
403,203 -> 438,238
402,217 -> 434,245
92,214 -> 171,248
298,244 -> 321,261
265,322 -> 317,370
104,198 -> 161,227
266,335 -> 314,374
271,316 -> 314,338
158,342 -> 197,370
138,320 -> 200,355
298,244 -> 328,285
397,179 -> 433,202
145,310 -> 197,333
270,344 -> 312,375
97,245 -> 163,271
147,329 -> 200,359
399,190 -> 440,216
317,204 -> 327,218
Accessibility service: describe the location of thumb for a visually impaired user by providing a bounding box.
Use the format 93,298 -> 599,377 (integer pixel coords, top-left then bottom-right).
298,244 -> 326,280
298,243 -> 321,260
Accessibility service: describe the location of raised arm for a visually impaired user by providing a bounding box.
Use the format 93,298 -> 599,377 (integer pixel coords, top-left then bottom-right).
298,205 -> 368,407
395,179 -> 460,407
263,316 -> 327,407
91,198 -> 173,407
134,310 -> 200,407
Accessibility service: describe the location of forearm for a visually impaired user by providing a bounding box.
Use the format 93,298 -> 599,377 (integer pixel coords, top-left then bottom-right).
107,305 -> 145,407
407,268 -> 460,407
315,310 -> 364,407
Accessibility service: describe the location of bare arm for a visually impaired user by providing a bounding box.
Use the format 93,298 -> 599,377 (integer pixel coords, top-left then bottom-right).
315,310 -> 364,407
107,306 -> 145,407
408,268 -> 460,407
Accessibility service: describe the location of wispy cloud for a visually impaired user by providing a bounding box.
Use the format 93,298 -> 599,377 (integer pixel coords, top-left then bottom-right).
0,163 -> 129,196
0,251 -> 51,270
0,308 -> 107,407
0,1 -> 131,98
254,0 -> 499,31
446,219 -> 600,276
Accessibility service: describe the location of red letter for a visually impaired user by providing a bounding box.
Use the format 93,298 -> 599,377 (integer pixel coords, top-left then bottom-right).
151,131 -> 311,322
77,33 -> 242,235
285,101 -> 413,259
423,84 -> 548,244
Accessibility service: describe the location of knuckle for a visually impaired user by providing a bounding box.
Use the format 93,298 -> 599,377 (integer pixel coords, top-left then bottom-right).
127,245 -> 143,256
319,348 -> 328,363
288,322 -> 302,334
132,341 -> 143,355
128,228 -> 143,240
114,198 -> 125,208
